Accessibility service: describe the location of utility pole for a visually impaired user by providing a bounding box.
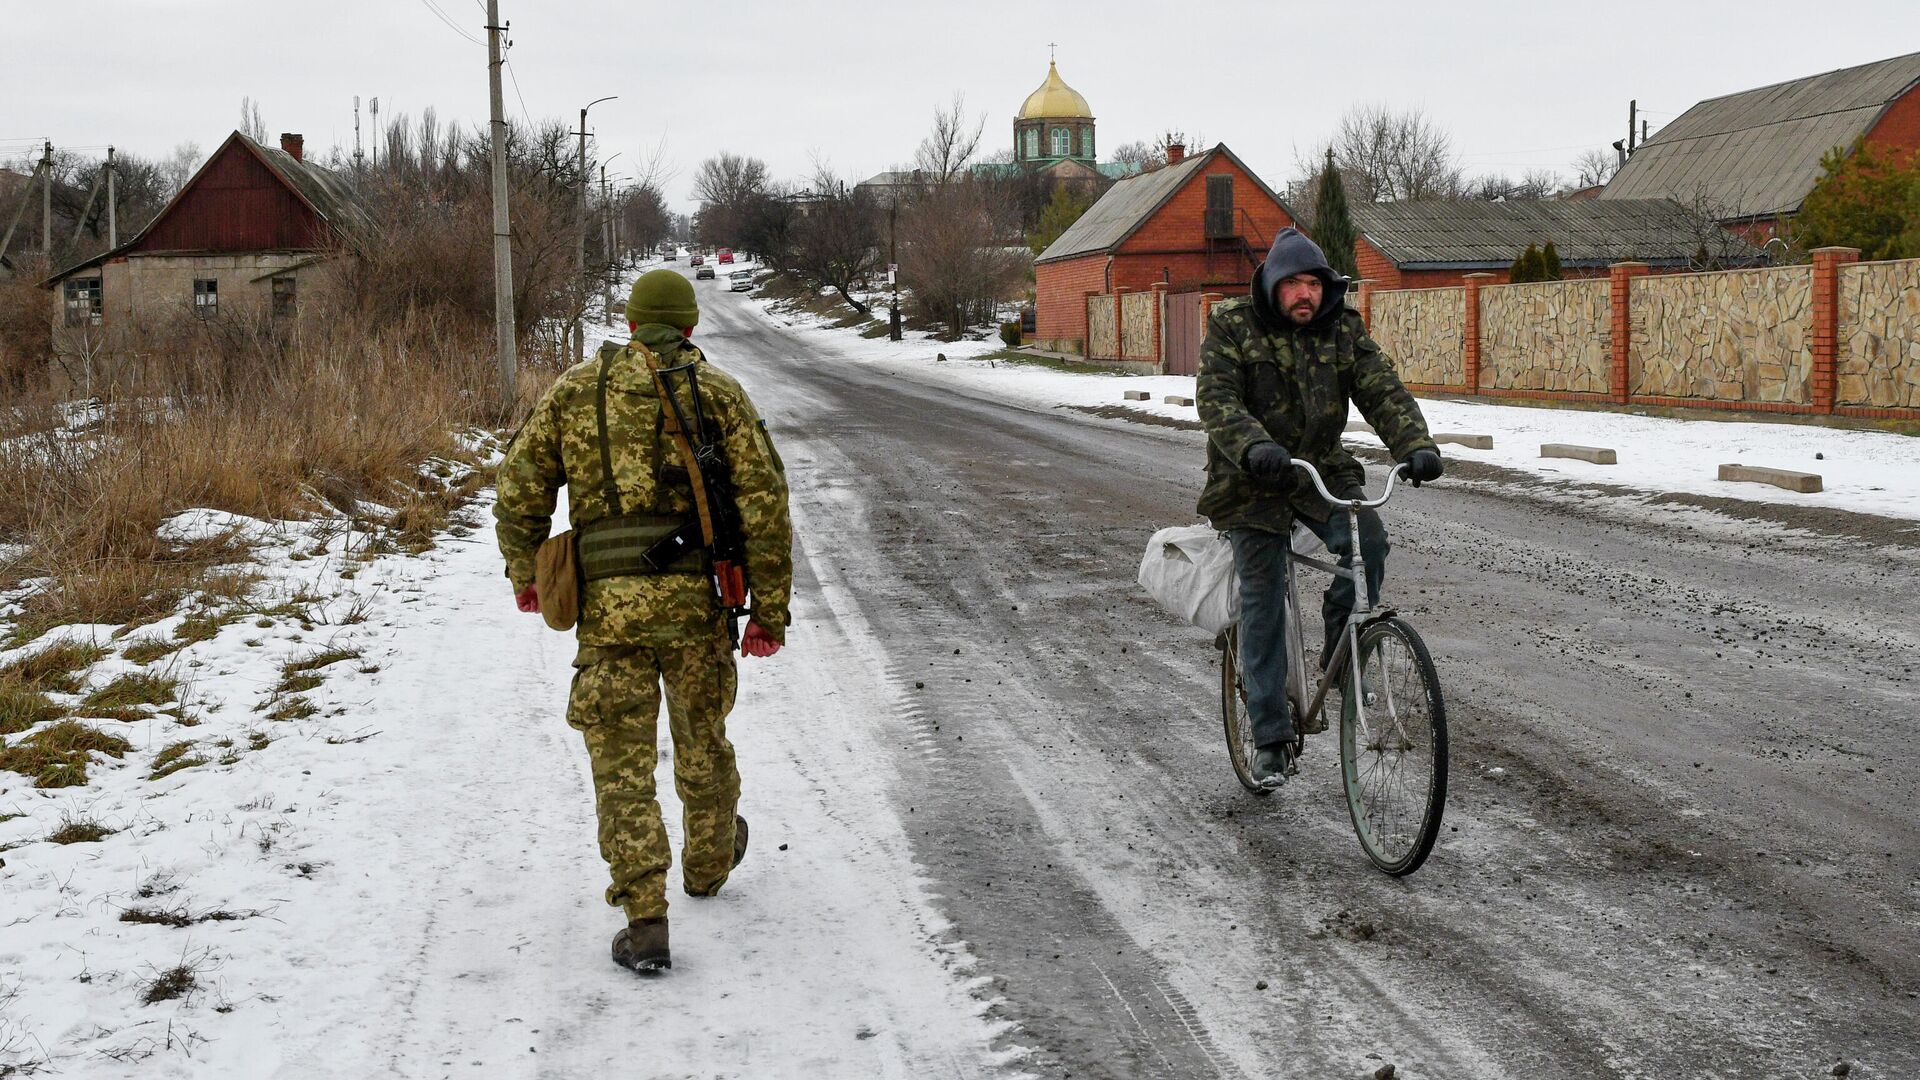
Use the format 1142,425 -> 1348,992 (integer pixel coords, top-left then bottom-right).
354,96 -> 363,172
370,97 -> 381,169
601,164 -> 615,320
0,148 -> 49,268
1627,99 -> 1638,157
575,95 -> 615,362
888,193 -> 901,341
105,146 -> 117,248
41,140 -> 54,256
486,0 -> 517,405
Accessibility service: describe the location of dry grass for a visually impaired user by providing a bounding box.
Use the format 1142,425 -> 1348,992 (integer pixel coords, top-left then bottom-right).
0,312 -> 506,651
46,811 -> 117,845
275,646 -> 362,696
0,639 -> 111,693
148,740 -> 208,780
0,684 -> 64,735
120,635 -> 185,665
82,672 -> 177,711
0,720 -> 133,787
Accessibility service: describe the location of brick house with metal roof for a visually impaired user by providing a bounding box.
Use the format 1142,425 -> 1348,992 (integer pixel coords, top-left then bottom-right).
1600,51 -> 1920,241
1032,142 -> 1296,352
43,130 -> 369,351
1350,198 -> 1764,290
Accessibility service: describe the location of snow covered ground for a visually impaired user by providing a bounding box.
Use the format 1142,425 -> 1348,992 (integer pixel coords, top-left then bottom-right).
748,293 -> 1920,523
0,455 -> 1020,1075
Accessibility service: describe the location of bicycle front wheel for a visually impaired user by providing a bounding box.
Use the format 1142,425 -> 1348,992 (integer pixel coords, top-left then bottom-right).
1340,617 -> 1448,875
1219,625 -> 1270,796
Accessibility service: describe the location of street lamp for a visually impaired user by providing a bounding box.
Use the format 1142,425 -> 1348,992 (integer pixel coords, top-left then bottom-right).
574,95 -> 617,361
601,151 -> 623,320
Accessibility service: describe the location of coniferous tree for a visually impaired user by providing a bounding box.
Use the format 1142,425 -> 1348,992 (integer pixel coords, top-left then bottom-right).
1509,243 -> 1543,282
1313,148 -> 1360,279
1541,240 -> 1562,281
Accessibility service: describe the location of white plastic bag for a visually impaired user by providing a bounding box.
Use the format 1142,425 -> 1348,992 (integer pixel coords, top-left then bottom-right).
1138,524 -> 1239,634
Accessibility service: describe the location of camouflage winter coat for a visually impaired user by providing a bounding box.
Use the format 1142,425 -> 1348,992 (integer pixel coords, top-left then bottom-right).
494,326 -> 792,646
1196,299 -> 1436,530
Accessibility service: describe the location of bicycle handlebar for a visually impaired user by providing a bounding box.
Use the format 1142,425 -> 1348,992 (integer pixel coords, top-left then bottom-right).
1293,458 -> 1409,510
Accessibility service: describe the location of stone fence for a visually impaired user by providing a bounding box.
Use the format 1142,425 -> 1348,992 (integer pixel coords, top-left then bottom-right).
1353,246 -> 1920,422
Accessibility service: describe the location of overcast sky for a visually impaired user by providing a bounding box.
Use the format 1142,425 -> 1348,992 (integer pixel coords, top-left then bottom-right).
7,1 -> 1918,213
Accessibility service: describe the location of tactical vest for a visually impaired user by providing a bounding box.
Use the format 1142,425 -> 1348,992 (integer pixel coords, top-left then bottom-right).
574,345 -> 707,581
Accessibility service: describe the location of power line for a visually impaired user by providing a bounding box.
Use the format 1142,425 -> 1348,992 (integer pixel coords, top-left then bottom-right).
503,56 -> 534,130
418,0 -> 483,45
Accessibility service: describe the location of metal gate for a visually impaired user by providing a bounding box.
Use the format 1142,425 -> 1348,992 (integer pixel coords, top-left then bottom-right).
1162,290 -> 1206,376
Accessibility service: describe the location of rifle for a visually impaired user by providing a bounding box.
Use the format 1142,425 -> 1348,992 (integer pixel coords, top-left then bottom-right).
653,358 -> 751,648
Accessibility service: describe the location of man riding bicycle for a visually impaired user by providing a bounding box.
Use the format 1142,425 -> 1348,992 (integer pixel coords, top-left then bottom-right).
1196,227 -> 1442,786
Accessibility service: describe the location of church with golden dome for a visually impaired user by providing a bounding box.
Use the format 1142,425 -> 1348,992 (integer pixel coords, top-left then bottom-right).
1015,61 -> 1096,167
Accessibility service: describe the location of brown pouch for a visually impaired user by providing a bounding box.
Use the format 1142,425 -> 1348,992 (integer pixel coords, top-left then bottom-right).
534,530 -> 580,631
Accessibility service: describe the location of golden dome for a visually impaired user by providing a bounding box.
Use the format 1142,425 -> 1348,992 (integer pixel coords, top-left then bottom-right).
1018,61 -> 1092,120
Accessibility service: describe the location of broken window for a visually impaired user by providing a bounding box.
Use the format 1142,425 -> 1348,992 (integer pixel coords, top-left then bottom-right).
193,278 -> 218,319
271,275 -> 296,318
63,277 -> 103,327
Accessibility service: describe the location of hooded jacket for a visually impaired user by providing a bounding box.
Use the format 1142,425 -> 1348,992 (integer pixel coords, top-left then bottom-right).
1195,228 -> 1435,528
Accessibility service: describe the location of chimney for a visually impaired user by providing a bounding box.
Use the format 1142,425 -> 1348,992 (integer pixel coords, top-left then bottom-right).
280,133 -> 304,162
1166,141 -> 1186,164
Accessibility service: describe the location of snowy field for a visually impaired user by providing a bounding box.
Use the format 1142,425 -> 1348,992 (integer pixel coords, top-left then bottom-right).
749,293 -> 1920,523
0,445 -> 1019,1076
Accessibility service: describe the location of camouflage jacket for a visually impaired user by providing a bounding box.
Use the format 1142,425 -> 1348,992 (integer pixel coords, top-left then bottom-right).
1196,299 -> 1435,529
494,327 -> 793,646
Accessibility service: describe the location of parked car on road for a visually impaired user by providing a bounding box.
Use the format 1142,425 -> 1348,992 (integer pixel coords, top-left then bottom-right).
717,248 -> 734,264
696,264 -> 716,280
728,269 -> 753,292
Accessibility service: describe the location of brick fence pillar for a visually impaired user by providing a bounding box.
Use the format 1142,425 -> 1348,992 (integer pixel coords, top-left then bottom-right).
1201,291 -> 1226,323
1607,261 -> 1651,404
1149,281 -> 1170,371
1810,246 -> 1861,413
1461,273 -> 1495,395
1113,286 -> 1132,360
1353,278 -> 1374,330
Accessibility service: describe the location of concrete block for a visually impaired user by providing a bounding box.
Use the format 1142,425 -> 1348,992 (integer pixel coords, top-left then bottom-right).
1163,395 -> 1196,407
1434,433 -> 1493,449
1123,390 -> 1151,401
1541,443 -> 1616,465
1718,463 -> 1822,493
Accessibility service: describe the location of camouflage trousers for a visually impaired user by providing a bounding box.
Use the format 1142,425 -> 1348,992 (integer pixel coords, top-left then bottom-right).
567,637 -> 740,922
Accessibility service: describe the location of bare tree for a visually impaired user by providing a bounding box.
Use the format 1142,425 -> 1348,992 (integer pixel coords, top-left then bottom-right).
159,142 -> 202,199
900,179 -> 1027,339
914,93 -> 986,185
1311,104 -> 1462,202
785,165 -> 882,314
1571,148 -> 1621,189
1110,128 -> 1203,175
1466,168 -> 1563,201
240,97 -> 267,143
691,152 -> 771,245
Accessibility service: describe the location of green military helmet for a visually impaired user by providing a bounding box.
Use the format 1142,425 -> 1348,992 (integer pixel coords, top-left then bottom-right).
626,268 -> 700,329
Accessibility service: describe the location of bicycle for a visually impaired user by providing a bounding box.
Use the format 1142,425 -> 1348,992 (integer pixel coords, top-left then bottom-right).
1217,459 -> 1449,876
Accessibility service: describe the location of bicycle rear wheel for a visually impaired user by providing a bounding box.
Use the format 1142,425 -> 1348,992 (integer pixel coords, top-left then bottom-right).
1219,625 -> 1271,796
1340,617 -> 1447,875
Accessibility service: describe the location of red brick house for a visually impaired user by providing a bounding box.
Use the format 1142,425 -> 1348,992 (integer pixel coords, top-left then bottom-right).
42,130 -> 369,352
1601,51 -> 1920,241
1350,198 -> 1763,290
1032,143 -> 1296,352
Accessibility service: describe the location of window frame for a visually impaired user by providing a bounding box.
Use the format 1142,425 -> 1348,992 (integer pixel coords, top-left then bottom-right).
192,277 -> 218,320
63,277 -> 103,328
271,275 -> 297,318
1051,127 -> 1072,157
1023,127 -> 1039,160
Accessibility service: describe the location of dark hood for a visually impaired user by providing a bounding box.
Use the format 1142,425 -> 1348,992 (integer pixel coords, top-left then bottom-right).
1250,227 -> 1348,331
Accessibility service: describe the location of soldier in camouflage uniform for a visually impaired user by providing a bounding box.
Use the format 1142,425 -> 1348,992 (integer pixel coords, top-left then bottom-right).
494,268 -> 792,973
1196,227 -> 1442,786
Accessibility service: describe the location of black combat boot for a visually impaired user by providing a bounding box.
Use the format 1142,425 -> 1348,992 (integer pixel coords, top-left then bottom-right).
612,918 -> 670,973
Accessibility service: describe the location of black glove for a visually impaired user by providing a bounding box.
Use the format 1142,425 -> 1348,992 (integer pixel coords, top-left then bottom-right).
1403,448 -> 1443,486
1245,442 -> 1293,478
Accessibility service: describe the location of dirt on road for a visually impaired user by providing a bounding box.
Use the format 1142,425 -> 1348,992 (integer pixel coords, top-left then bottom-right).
697,280 -> 1920,1080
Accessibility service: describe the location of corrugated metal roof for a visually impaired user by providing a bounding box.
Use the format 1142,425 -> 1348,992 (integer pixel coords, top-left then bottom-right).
1600,51 -> 1920,219
1350,198 -> 1763,268
1036,151 -> 1211,263
1035,144 -> 1288,263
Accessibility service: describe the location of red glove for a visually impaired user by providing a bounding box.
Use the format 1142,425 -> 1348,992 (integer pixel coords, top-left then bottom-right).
741,621 -> 780,658
515,585 -> 541,613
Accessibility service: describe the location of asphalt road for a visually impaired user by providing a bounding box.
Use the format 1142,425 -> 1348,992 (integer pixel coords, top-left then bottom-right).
681,270 -> 1920,1080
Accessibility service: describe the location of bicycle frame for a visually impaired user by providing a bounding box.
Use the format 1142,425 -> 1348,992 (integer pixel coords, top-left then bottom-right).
1284,460 -> 1410,736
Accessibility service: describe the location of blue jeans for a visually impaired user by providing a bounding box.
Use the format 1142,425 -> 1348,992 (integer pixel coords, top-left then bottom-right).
1229,511 -> 1389,748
